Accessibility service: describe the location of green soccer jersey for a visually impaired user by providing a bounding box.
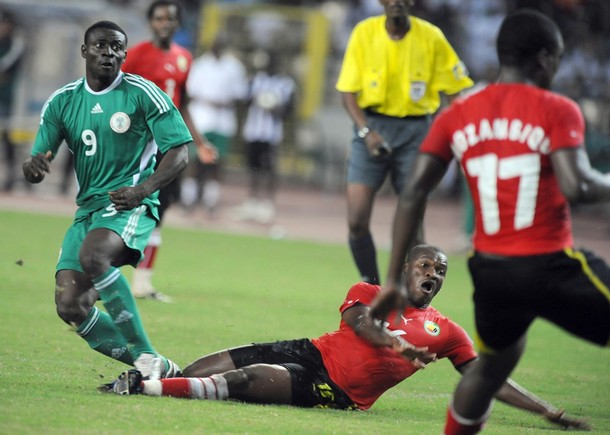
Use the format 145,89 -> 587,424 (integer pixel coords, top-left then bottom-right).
32,72 -> 192,217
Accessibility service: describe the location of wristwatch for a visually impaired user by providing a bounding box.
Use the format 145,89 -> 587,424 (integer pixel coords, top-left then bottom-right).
357,126 -> 370,139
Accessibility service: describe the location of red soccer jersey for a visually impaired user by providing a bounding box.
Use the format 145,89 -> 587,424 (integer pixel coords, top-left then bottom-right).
311,282 -> 476,410
421,83 -> 584,255
122,41 -> 192,108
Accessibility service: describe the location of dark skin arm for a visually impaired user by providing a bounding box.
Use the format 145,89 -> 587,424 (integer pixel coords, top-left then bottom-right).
551,147 -> 610,202
342,303 -> 437,368
340,90 -> 464,158
372,145 -> 610,321
343,296 -> 589,429
109,143 -> 189,210
179,87 -> 216,164
340,92 -> 389,157
371,153 -> 448,320
457,360 -> 591,430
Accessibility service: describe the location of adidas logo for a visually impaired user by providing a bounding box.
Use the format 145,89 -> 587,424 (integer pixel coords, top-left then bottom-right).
90,103 -> 103,114
111,346 -> 128,359
114,310 -> 134,324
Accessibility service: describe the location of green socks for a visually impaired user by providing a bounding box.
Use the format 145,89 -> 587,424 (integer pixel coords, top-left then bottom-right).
76,306 -> 133,364
89,267 -> 156,358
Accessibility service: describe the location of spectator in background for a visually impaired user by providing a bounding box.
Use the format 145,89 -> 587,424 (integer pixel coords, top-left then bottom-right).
233,50 -> 296,225
122,0 -> 216,302
336,0 -> 473,285
185,33 -> 248,216
0,7 -> 25,192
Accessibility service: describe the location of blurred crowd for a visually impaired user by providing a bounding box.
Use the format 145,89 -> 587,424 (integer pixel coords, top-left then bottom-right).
1,0 -> 609,198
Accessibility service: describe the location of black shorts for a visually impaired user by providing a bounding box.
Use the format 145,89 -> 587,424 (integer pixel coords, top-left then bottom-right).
246,141 -> 275,172
470,248 -> 610,352
228,339 -> 357,409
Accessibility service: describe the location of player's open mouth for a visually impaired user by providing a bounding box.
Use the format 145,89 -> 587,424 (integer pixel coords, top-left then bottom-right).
420,281 -> 434,294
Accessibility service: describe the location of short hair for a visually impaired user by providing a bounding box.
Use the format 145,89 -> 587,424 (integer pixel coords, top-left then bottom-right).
84,20 -> 128,45
147,0 -> 182,22
406,244 -> 446,263
496,9 -> 561,66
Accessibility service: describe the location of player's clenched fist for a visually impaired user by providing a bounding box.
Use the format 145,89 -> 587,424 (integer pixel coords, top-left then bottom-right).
109,185 -> 148,211
22,151 -> 53,183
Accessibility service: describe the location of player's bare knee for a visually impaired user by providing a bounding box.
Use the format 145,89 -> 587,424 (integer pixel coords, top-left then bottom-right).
55,300 -> 83,325
55,285 -> 84,325
79,248 -> 110,276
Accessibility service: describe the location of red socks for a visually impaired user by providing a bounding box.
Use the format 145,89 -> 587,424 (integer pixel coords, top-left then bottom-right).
158,378 -> 190,397
443,405 -> 486,435
141,376 -> 229,400
139,244 -> 158,269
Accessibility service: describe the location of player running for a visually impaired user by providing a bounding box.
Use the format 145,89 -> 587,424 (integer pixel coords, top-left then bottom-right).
371,9 -> 610,434
22,20 -> 187,380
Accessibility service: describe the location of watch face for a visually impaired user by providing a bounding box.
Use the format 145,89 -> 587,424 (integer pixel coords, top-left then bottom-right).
357,127 -> 369,138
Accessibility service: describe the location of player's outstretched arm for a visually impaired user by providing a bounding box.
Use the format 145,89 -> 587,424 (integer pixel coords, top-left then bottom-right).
552,147 -> 610,203
542,408 -> 591,431
458,360 -> 591,431
498,378 -> 591,430
22,151 -> 53,184
179,93 -> 217,164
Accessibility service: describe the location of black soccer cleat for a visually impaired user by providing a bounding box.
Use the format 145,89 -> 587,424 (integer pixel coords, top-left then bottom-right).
98,369 -> 144,395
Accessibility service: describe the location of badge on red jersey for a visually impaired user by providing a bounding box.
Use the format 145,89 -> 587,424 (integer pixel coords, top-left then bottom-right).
424,320 -> 440,336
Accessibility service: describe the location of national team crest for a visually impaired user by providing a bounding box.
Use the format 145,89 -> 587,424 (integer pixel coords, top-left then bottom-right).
110,112 -> 131,134
424,320 -> 440,336
410,81 -> 426,102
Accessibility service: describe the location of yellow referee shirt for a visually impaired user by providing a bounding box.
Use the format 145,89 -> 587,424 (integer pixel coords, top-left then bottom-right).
336,15 -> 473,117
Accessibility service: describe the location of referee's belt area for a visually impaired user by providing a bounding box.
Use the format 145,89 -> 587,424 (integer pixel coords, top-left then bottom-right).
364,108 -> 433,120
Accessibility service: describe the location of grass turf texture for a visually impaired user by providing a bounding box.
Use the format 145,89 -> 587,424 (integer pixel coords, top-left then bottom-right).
0,209 -> 608,434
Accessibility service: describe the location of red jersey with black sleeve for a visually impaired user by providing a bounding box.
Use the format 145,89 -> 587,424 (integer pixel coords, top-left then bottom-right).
420,83 -> 585,255
311,282 -> 477,410
122,41 -> 192,108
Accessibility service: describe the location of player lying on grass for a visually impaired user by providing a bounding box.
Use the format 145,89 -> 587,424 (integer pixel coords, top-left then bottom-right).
102,245 -> 589,430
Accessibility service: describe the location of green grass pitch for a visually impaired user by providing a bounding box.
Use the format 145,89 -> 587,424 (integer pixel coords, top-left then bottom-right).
0,209 -> 608,434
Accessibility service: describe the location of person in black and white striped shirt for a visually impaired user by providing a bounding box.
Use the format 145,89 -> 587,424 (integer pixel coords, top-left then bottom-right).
233,50 -> 296,224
